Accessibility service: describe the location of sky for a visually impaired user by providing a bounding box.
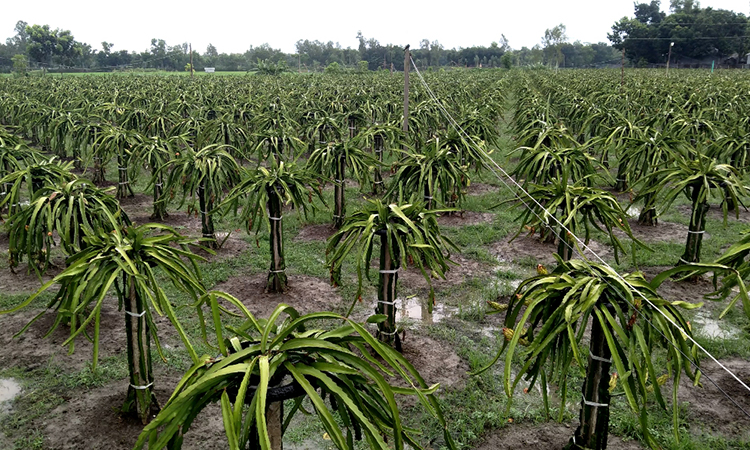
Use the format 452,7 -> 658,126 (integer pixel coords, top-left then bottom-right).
2,0 -> 749,55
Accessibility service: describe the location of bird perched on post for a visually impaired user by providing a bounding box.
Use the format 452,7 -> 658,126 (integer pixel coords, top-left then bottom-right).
404,44 -> 410,52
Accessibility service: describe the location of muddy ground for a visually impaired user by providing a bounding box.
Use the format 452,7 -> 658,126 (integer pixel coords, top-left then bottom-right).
1,188 -> 749,450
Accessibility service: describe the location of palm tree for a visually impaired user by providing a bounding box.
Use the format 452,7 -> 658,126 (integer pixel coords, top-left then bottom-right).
161,144 -> 242,247
134,303 -> 457,450
2,224 -> 207,423
222,159 -> 323,292
634,151 -> 747,264
327,199 -> 456,349
478,257 -> 701,450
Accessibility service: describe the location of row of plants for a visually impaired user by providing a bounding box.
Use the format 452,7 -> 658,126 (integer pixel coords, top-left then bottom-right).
1,69 -> 750,450
494,69 -> 750,449
0,70 -> 493,448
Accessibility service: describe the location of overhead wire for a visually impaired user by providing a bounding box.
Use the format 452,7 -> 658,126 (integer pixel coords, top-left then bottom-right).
408,55 -> 750,419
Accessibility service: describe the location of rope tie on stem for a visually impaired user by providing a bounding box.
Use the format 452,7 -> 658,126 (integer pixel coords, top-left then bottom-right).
379,269 -> 399,274
583,400 -> 609,408
130,382 -> 154,390
269,269 -> 286,273
590,354 -> 612,363
379,328 -> 400,336
125,310 -> 146,318
268,215 -> 283,221
687,230 -> 705,234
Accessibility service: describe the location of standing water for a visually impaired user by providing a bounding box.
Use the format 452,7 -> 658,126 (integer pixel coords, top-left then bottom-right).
0,378 -> 21,413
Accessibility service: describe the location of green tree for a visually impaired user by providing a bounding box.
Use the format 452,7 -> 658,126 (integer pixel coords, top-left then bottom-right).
6,21 -> 29,54
500,52 -> 512,69
11,54 -> 27,76
25,24 -> 82,66
542,24 -> 567,67
609,1 -> 749,63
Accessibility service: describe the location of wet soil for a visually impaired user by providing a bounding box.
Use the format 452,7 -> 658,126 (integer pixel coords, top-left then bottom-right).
492,233 -> 614,267
473,422 -> 645,450
437,211 -> 495,227
1,178 -> 749,449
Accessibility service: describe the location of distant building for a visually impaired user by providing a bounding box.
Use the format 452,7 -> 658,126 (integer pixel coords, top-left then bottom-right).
204,67 -> 215,73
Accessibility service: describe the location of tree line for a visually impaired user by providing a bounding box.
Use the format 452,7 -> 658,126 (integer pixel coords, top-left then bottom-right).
608,0 -> 750,65
3,16 -> 703,74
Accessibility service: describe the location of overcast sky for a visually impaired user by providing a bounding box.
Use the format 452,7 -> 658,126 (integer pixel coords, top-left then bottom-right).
2,0 -> 748,55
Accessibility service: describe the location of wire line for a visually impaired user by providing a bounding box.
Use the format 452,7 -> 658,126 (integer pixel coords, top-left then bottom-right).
408,56 -> 750,419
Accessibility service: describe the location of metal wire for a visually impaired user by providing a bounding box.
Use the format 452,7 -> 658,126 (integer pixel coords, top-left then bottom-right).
409,56 -> 750,419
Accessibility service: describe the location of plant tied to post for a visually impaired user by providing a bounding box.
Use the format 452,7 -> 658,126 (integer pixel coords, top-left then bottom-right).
506,169 -> 644,265
327,198 -> 457,350
135,302 -> 457,450
306,137 -> 377,229
0,156 -> 76,219
1,223 -> 209,423
476,256 -> 702,450
222,158 -> 324,293
7,177 -> 129,277
161,143 -> 242,248
634,150 -> 747,265
389,135 -> 469,210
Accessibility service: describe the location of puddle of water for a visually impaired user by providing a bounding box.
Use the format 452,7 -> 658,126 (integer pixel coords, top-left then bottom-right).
480,324 -> 501,339
693,311 -> 740,339
285,439 -> 320,450
369,296 -> 451,323
0,378 -> 21,413
626,206 -> 640,218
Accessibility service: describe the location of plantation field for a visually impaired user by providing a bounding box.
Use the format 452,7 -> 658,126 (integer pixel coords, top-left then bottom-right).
0,69 -> 749,450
